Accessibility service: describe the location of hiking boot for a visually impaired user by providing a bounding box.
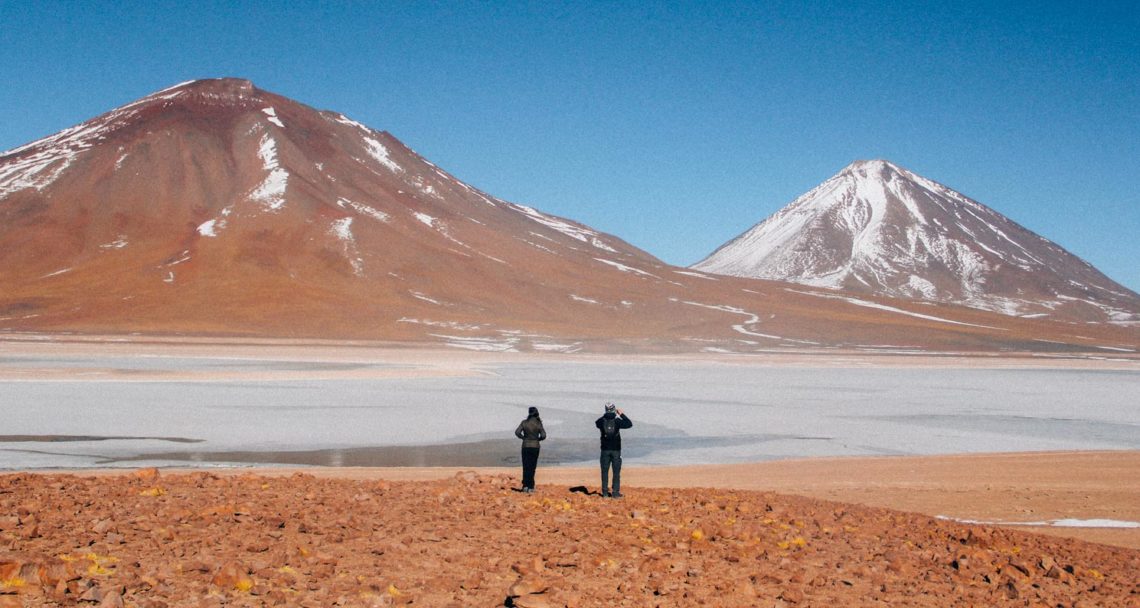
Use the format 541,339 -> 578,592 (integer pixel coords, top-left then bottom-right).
611,492 -> 624,499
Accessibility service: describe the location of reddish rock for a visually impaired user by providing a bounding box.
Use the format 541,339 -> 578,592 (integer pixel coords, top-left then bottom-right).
507,576 -> 549,596
210,561 -> 253,591
79,584 -> 104,603
778,586 -> 805,603
99,591 -> 125,608
1001,577 -> 1020,599
0,559 -> 22,582
134,468 -> 160,482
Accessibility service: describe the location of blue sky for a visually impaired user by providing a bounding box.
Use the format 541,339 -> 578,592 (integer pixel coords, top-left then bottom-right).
2,1 -> 1138,291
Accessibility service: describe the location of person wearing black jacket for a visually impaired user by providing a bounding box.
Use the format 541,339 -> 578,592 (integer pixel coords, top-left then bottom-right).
515,406 -> 546,493
595,402 -> 633,498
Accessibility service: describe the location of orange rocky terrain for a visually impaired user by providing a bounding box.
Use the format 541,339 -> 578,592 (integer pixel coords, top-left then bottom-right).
1,470 -> 1136,607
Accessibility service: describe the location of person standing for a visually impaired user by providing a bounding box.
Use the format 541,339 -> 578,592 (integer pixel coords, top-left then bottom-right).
595,402 -> 632,498
515,406 -> 546,493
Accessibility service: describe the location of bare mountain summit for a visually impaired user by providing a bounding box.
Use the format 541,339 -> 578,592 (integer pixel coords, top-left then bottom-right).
694,160 -> 1140,324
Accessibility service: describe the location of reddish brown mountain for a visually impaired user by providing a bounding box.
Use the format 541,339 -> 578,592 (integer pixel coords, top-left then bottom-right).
1,80 -> 1136,353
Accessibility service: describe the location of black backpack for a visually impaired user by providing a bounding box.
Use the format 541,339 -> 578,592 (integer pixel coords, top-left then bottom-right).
601,416 -> 618,438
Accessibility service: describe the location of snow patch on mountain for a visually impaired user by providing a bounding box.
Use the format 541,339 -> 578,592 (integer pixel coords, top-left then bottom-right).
362,137 -> 402,174
330,217 -> 354,243
595,258 -> 659,279
329,217 -> 363,276
163,250 -> 192,267
674,270 -> 717,280
0,151 -> 76,197
410,291 -> 445,306
100,236 -> 129,250
0,116 -> 114,196
409,175 -> 442,200
261,107 -> 285,128
519,238 -> 557,255
333,114 -> 372,133
512,204 -> 618,252
785,288 -> 1002,330
336,198 -> 389,223
249,133 -> 288,211
197,219 -> 219,237
0,82 -> 220,199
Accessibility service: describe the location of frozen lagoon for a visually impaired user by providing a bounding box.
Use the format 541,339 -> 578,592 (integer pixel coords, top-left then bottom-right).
1,352 -> 1138,469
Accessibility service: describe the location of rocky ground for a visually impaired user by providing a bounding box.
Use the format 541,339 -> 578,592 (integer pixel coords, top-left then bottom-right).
1,470 -> 1137,607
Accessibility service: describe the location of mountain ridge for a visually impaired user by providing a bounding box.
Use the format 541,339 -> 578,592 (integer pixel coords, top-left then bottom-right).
1,79 -> 1137,353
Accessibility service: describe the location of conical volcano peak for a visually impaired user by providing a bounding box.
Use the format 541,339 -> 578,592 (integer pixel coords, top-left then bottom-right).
840,159 -> 907,181
695,160 -> 1140,322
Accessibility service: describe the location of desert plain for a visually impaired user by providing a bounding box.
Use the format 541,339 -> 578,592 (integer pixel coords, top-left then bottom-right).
1,337 -> 1138,606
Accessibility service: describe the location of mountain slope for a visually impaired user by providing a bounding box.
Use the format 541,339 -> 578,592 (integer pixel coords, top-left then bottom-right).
693,160 -> 1140,324
0,79 -> 662,341
1,82 -> 1137,353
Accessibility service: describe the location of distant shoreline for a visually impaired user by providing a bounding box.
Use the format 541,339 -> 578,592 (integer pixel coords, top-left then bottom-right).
1,333 -> 1138,383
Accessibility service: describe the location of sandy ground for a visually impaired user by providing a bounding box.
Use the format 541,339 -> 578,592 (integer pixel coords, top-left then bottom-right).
185,450 -> 1138,552
52,450 -> 1140,551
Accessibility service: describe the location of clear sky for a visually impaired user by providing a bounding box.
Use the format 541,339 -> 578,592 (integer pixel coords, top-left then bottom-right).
2,1 -> 1138,291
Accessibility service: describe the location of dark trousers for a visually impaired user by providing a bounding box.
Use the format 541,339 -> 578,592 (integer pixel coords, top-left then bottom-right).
600,449 -> 622,494
521,447 -> 540,489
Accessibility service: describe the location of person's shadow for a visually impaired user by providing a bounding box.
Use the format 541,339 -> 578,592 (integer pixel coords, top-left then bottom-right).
511,486 -> 599,495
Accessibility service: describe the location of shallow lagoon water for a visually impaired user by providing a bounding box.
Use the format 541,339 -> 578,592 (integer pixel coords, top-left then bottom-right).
1,356 -> 1137,469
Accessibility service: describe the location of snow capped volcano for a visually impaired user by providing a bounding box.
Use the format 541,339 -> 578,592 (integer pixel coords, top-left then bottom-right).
694,160 -> 1140,323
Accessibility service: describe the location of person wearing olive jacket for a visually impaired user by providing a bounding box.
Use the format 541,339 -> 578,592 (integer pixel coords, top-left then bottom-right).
515,406 -> 547,493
